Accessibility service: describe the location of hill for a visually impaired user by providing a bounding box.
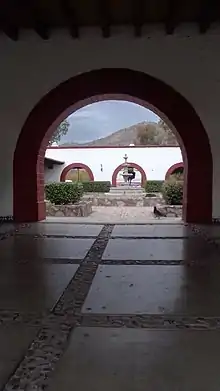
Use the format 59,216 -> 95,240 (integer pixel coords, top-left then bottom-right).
60,121 -> 179,147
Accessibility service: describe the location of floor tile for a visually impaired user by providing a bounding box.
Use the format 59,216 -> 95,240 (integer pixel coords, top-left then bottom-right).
2,221 -> 220,391
0,237 -> 95,260
0,264 -> 78,312
82,264 -> 220,315
111,224 -> 194,238
48,327 -> 220,391
0,223 -> 16,234
0,324 -> 38,390
195,224 -> 220,238
102,238 -> 214,261
18,223 -> 103,237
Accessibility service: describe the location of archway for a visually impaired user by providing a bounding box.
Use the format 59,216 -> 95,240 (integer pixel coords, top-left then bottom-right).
165,162 -> 184,180
112,163 -> 147,187
60,163 -> 94,182
13,68 -> 212,223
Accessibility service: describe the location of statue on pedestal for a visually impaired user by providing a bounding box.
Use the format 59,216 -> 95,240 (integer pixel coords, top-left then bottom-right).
121,154 -> 135,185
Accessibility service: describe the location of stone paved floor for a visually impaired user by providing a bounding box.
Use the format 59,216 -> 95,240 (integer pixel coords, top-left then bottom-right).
46,206 -> 181,224
1,221 -> 220,390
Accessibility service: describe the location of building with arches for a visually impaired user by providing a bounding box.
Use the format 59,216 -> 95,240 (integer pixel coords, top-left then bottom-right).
10,66 -> 212,224
0,9 -> 219,225
1,3 -> 220,390
45,146 -> 183,186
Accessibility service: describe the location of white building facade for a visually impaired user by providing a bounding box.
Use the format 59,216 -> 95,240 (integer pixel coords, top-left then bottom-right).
45,146 -> 183,184
0,28 -> 218,223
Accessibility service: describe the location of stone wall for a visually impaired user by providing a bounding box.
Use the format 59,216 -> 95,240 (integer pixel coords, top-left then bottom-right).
156,205 -> 182,218
82,193 -> 163,207
46,201 -> 92,217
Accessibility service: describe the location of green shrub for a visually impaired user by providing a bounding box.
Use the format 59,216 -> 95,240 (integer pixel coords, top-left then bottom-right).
45,182 -> 83,205
144,180 -> 164,193
162,177 -> 183,205
82,181 -> 111,193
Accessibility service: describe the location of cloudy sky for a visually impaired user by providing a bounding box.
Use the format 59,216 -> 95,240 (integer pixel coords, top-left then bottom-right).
59,100 -> 160,144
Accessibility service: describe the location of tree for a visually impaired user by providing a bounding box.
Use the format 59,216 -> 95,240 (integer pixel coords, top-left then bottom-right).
137,123 -> 159,145
158,119 -> 170,131
48,119 -> 70,146
136,120 -> 178,146
158,119 -> 178,145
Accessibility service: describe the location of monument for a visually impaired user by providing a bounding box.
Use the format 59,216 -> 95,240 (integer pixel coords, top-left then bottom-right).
121,154 -> 130,184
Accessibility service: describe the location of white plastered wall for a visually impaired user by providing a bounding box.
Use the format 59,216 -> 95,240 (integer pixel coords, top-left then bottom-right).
0,26 -> 219,216
45,147 -> 183,183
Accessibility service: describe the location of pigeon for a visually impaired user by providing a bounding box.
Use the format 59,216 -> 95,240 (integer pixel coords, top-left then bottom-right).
153,206 -> 167,218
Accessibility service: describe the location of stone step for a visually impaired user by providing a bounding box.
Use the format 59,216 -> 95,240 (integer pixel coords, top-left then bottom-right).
110,187 -> 145,194
111,186 -> 143,190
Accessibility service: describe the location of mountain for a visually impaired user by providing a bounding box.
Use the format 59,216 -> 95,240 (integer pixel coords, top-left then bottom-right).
60,121 -> 178,147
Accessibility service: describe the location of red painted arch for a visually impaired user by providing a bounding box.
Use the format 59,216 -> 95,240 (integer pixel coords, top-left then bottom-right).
60,163 -> 94,182
13,68 -> 213,223
112,163 -> 147,187
165,162 -> 184,180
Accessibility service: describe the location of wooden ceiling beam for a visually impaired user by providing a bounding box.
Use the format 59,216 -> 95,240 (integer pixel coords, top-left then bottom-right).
0,1 -> 49,40
0,23 -> 19,41
0,1 -> 19,41
132,0 -> 145,37
199,0 -> 212,33
165,0 -> 178,35
61,0 -> 79,38
34,21 -> 50,40
98,0 -> 111,38
198,0 -> 218,34
30,2 -> 50,40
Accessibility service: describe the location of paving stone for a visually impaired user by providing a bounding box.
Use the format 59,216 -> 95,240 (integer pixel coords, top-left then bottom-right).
0,264 -> 79,312
102,238 -> 214,261
18,223 -> 103,237
82,264 -> 220,316
2,221 -> 220,391
47,327 -> 220,391
195,224 -> 220,238
0,237 -> 95,260
111,224 -> 195,237
46,206 -> 181,224
0,324 -> 38,390
0,223 -> 16,234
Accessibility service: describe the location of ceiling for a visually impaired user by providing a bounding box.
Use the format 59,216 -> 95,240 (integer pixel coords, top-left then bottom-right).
0,0 -> 219,41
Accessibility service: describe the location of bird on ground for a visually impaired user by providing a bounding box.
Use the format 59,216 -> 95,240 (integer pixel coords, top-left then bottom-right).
153,206 -> 166,218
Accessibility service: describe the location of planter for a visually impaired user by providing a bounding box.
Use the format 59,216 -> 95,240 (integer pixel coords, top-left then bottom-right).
82,193 -> 163,207
156,205 -> 182,217
46,200 -> 92,217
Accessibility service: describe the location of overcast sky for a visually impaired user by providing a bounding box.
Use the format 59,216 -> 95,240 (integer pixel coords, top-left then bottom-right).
59,100 -> 160,144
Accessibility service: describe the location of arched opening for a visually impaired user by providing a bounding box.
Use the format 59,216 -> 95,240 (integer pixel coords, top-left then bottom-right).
60,163 -> 94,182
13,68 -> 212,223
165,163 -> 184,180
112,163 -> 147,187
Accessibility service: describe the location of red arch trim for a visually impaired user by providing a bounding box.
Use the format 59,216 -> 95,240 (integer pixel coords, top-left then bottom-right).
165,162 -> 184,180
60,163 -> 94,182
13,68 -> 213,223
112,163 -> 147,187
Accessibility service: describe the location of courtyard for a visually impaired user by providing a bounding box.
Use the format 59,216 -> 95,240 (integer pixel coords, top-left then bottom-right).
2,0 -> 220,389
0,219 -> 220,390
46,206 -> 180,223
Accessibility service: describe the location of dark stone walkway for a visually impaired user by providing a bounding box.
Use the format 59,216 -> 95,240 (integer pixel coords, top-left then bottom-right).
1,222 -> 220,390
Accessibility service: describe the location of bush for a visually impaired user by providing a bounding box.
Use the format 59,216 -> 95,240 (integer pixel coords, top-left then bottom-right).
45,182 -> 83,205
144,180 -> 164,193
162,177 -> 183,205
82,181 -> 111,193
